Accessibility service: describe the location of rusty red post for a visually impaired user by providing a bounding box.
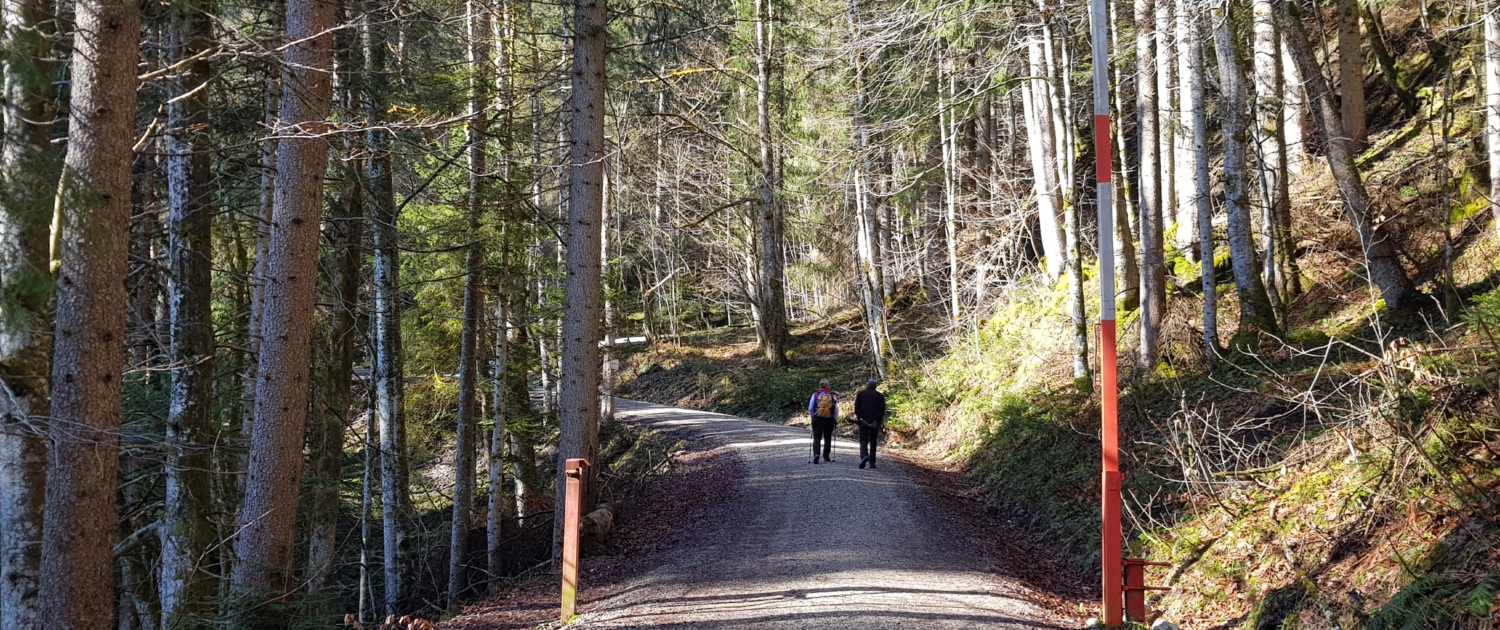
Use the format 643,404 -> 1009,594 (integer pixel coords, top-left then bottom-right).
1124,558 -> 1172,621
561,458 -> 590,622
1090,0 -> 1124,623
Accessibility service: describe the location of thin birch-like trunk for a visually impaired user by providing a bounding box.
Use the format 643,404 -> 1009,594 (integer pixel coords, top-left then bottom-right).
0,0 -> 55,625
1174,0 -> 1198,254
448,0 -> 489,605
1024,40 -> 1065,282
160,0 -> 215,623
364,13 -> 407,614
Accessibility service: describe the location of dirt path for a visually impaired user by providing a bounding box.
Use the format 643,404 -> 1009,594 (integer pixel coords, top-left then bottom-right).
567,399 -> 1064,629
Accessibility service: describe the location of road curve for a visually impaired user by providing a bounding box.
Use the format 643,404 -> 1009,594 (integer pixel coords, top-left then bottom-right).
569,399 -> 1063,629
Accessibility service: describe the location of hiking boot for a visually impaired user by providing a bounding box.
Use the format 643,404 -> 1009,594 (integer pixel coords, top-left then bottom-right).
869,462 -> 877,469
859,458 -> 867,469
823,456 -> 833,463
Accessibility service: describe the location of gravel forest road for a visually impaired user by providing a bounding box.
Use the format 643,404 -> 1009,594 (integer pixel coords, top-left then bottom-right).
569,399 -> 1063,629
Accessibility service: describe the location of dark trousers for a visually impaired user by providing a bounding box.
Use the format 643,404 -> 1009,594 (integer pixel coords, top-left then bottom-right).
858,424 -> 879,464
811,417 -> 835,460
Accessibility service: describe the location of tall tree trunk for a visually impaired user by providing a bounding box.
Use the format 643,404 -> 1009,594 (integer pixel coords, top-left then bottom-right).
450,0 -> 489,604
305,8 -> 362,600
1174,0 -> 1198,254
365,12 -> 407,614
0,0 -> 55,625
37,0 -> 140,626
1334,0 -> 1366,145
1024,39 -> 1065,282
1281,41 -> 1308,173
849,0 -> 888,377
754,0 -> 788,366
231,0 -> 336,606
1108,1 -> 1140,312
243,0 -> 282,476
940,50 -> 961,320
1275,0 -> 1412,309
1487,1 -> 1500,243
553,0 -> 606,559
1136,0 -> 1165,368
1191,5 -> 1219,359
160,0 -> 215,624
487,0 -> 515,594
1156,0 -> 1177,254
1215,4 -> 1280,339
1253,0 -> 1300,299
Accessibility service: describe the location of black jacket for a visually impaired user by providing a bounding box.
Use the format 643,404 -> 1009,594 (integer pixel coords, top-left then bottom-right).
853,388 -> 886,427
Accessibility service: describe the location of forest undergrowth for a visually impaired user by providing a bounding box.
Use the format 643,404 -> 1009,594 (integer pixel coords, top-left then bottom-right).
614,125 -> 1500,630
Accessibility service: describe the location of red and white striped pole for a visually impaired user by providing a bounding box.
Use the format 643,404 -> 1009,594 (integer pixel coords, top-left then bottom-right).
1089,0 -> 1123,624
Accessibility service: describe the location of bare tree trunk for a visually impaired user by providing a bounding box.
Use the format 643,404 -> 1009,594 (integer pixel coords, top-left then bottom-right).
1024,39 -> 1065,282
1253,0 -> 1300,299
1108,1 -> 1140,312
0,0 -> 54,625
1334,0 -> 1365,146
1156,0 -> 1177,254
1174,0 -> 1198,254
940,50 -> 961,320
1487,1 -> 1500,243
487,0 -> 515,593
1281,42 -> 1308,173
364,11 -> 407,614
754,0 -> 788,366
160,0 -> 215,623
305,9 -> 362,600
231,0 -> 336,604
1275,0 -> 1411,309
849,0 -> 888,377
553,0 -> 607,559
1215,4 -> 1279,339
243,0 -> 282,472
37,1 -> 140,626
1136,0 -> 1164,368
1191,5 -> 1219,359
450,1 -> 489,603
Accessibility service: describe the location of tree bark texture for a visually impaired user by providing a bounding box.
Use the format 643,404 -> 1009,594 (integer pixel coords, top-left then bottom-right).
1275,0 -> 1412,309
1135,0 -> 1164,368
1252,0 -> 1299,298
755,0 -> 788,366
450,0 -> 488,603
0,0 -> 55,625
1487,3 -> 1500,243
554,0 -> 606,558
1214,5 -> 1279,339
1334,0 -> 1366,145
1024,38 -> 1065,282
365,13 -> 407,614
160,0 -> 215,624
231,0 -> 336,601
306,12 -> 363,600
1192,7 -> 1219,359
37,1 -> 140,627
1174,0 -> 1197,253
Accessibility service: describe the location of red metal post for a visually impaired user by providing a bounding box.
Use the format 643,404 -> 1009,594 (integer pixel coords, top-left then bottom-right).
1090,0 -> 1123,623
561,458 -> 590,622
1123,559 -> 1172,622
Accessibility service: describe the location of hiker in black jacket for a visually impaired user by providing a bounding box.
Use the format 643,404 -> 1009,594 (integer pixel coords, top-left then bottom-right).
853,379 -> 886,469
